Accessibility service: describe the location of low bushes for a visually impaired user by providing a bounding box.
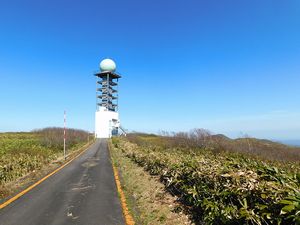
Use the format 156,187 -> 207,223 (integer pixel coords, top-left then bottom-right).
113,137 -> 300,225
0,128 -> 90,187
35,127 -> 89,150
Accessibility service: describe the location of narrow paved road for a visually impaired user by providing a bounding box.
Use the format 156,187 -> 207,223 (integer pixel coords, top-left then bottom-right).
0,139 -> 125,225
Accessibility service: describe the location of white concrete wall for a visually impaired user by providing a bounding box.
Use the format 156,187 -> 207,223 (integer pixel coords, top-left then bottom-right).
95,107 -> 119,138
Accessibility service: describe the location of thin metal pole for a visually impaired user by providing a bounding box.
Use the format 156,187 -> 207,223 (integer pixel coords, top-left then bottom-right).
96,78 -> 98,111
116,78 -> 119,112
64,110 -> 66,160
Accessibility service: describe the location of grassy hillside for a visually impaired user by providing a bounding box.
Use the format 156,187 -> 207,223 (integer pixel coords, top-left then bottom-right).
112,134 -> 300,225
156,129 -> 300,162
0,128 -> 91,198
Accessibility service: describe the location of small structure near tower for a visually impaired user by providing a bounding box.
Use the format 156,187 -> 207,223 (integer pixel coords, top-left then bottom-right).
94,58 -> 121,138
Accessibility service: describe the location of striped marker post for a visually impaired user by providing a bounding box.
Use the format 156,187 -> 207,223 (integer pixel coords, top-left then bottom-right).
64,110 -> 66,160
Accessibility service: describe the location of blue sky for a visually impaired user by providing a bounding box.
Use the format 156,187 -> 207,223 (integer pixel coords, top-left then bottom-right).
0,0 -> 299,140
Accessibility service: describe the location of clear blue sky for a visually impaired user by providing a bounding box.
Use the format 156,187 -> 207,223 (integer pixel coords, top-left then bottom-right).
0,0 -> 299,140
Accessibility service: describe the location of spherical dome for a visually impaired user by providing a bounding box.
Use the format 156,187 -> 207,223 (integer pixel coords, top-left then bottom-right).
100,58 -> 116,72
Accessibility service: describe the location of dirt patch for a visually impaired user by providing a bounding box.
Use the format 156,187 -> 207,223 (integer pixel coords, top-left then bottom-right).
81,160 -> 99,168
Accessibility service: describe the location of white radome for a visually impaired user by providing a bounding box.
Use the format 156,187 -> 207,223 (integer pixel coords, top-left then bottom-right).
100,58 -> 116,72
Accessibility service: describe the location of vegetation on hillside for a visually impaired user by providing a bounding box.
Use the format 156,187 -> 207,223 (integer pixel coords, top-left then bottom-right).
0,128 -> 91,198
112,132 -> 300,225
110,140 -> 193,225
158,129 -> 300,162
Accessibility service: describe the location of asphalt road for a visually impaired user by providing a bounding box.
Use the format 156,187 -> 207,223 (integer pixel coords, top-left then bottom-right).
0,139 -> 125,225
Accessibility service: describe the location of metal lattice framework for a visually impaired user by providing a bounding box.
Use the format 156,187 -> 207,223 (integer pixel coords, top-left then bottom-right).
95,71 -> 121,112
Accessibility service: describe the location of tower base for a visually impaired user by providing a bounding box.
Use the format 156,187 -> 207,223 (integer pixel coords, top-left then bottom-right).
95,107 -> 120,138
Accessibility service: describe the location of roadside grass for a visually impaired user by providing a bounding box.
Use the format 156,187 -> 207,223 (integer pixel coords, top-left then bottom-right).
110,138 -> 192,225
0,128 -> 93,200
116,135 -> 300,225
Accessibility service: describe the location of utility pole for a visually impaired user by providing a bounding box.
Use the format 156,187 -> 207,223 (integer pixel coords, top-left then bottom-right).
64,110 -> 66,160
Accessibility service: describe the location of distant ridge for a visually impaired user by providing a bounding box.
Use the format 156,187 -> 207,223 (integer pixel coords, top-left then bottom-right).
277,140 -> 300,147
210,134 -> 299,148
207,134 -> 300,162
211,134 -> 231,140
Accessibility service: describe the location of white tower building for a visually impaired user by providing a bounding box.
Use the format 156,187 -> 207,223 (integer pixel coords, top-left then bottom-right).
94,59 -> 121,138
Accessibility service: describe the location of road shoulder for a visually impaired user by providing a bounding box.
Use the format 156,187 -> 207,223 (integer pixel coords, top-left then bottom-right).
110,139 -> 193,225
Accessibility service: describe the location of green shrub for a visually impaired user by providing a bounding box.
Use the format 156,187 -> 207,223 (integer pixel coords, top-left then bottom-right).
0,128 -> 90,186
116,137 -> 300,225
